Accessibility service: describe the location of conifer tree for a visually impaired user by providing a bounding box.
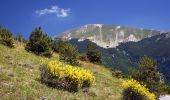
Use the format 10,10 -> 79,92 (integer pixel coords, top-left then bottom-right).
58,41 -> 79,66
0,26 -> 14,48
26,27 -> 52,57
131,56 -> 166,98
86,42 -> 102,63
15,33 -> 23,42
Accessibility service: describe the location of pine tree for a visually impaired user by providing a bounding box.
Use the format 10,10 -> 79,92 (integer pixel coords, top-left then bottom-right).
86,42 -> 102,63
26,27 -> 52,57
50,40 -> 60,52
0,26 -> 14,48
131,56 -> 166,98
58,41 -> 79,66
15,33 -> 23,42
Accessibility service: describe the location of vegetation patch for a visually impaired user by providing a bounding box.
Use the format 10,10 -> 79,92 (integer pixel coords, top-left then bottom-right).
122,79 -> 156,100
112,70 -> 124,79
0,26 -> 14,48
58,41 -> 79,66
40,59 -> 95,92
130,56 -> 166,98
25,27 -> 53,57
86,42 -> 102,63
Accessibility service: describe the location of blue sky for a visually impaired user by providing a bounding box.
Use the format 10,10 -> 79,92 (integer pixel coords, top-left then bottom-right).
0,0 -> 170,38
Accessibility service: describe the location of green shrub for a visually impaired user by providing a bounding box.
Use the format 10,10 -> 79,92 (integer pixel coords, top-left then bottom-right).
14,33 -> 23,42
79,53 -> 89,62
14,33 -> 27,43
165,84 -> 170,94
58,41 -> 79,66
86,43 -> 102,63
26,27 -> 52,57
0,26 -> 14,48
112,70 -> 123,79
50,40 -> 59,52
40,49 -> 53,58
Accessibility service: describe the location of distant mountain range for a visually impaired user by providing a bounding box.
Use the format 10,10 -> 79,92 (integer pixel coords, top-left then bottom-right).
56,24 -> 161,48
55,24 -> 170,83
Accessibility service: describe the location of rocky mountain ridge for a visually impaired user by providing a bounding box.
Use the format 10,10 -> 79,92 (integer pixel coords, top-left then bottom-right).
56,24 -> 161,48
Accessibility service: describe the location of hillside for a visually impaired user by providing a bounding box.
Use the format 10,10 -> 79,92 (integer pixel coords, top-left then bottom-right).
0,44 -> 123,100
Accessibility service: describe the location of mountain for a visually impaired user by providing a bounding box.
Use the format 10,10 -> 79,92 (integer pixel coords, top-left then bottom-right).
116,33 -> 170,83
55,24 -> 170,83
66,33 -> 170,83
56,24 -> 161,48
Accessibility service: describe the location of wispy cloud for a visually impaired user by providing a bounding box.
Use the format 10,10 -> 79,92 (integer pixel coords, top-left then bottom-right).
35,5 -> 71,18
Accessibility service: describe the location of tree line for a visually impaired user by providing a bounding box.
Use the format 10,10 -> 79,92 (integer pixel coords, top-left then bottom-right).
0,26 -> 102,66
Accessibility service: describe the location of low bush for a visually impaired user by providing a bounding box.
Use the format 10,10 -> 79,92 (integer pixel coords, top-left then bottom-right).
40,49 -> 53,58
112,70 -> 123,79
0,26 -> 14,48
165,84 -> 170,94
79,53 -> 89,62
122,79 -> 156,100
14,33 -> 27,43
40,59 -> 95,92
50,40 -> 59,52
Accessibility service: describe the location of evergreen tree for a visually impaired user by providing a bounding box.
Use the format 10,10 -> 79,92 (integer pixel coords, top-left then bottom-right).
26,27 -> 52,57
131,56 -> 166,98
14,33 -> 23,42
58,41 -> 79,66
86,42 -> 102,63
50,40 -> 60,52
0,26 -> 14,48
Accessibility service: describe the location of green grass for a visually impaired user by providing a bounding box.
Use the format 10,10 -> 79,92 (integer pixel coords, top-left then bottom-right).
0,44 -> 123,100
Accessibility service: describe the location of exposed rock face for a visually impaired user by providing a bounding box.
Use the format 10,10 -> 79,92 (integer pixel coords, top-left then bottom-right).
56,24 -> 161,48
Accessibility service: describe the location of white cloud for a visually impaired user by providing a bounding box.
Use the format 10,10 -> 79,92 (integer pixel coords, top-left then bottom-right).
35,5 -> 71,18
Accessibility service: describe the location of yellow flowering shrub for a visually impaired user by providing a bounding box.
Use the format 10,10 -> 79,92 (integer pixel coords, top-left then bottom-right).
122,79 -> 156,100
40,59 -> 95,92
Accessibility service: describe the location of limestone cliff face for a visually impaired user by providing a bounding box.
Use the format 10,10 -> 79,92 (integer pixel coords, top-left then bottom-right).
56,24 -> 161,48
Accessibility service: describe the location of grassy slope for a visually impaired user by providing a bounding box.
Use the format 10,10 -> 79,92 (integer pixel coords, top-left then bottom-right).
0,44 -> 123,100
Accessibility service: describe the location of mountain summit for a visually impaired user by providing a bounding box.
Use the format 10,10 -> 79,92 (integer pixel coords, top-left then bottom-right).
56,24 -> 161,48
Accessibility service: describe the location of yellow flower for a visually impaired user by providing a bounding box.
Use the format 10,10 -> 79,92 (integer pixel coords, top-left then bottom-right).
40,59 -> 96,87
122,79 -> 156,100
